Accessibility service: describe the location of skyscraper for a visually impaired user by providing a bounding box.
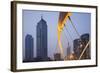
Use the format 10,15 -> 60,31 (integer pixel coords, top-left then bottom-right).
36,16 -> 48,60
73,39 -> 81,58
80,33 -> 90,59
24,34 -> 34,62
73,33 -> 90,59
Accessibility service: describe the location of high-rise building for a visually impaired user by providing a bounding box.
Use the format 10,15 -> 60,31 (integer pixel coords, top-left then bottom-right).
80,33 -> 90,59
24,34 -> 34,61
36,16 -> 48,59
73,39 -> 81,58
73,33 -> 90,60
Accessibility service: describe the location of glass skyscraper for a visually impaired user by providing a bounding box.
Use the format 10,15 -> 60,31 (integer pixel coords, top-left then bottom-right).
73,33 -> 90,59
80,33 -> 90,59
36,17 -> 48,59
24,34 -> 34,61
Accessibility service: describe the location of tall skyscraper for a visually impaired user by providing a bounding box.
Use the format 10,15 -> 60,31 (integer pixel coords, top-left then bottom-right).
25,34 -> 34,61
36,16 -> 48,59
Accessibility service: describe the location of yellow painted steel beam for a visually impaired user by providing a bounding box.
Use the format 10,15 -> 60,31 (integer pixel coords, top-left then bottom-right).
57,12 -> 72,59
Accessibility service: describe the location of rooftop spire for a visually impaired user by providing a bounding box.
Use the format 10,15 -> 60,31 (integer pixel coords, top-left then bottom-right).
41,14 -> 43,19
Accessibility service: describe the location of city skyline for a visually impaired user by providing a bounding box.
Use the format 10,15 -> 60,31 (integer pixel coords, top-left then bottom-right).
23,33 -> 90,62
22,10 -> 91,60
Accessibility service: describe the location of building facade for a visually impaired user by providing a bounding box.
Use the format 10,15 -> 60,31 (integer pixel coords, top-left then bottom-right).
36,17 -> 48,59
24,34 -> 34,61
80,33 -> 90,59
73,33 -> 90,59
73,39 -> 81,58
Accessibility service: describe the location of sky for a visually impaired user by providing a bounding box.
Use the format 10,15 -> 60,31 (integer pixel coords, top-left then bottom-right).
22,10 -> 91,59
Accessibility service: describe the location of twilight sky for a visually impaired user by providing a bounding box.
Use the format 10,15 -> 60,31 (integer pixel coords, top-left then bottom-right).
22,10 -> 91,59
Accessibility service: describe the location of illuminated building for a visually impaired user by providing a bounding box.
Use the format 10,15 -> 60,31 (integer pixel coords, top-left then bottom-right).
65,53 -> 78,60
80,33 -> 90,59
73,33 -> 90,59
73,39 -> 81,58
